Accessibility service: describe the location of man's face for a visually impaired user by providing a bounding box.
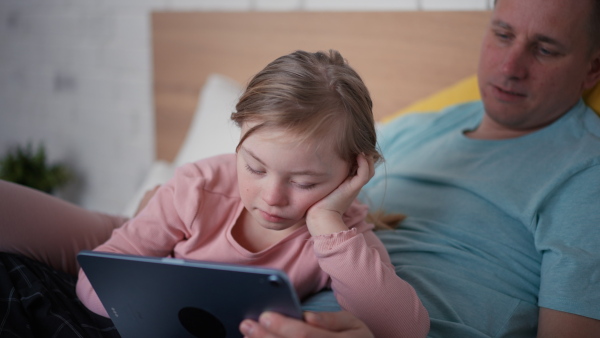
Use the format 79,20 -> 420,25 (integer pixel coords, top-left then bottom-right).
476,0 -> 600,138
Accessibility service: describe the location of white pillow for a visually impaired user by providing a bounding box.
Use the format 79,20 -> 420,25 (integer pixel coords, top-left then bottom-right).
122,74 -> 243,217
121,160 -> 175,218
173,73 -> 243,167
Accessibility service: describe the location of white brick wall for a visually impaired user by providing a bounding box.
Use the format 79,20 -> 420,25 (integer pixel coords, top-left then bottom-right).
422,0 -> 489,10
304,0 -> 419,11
0,0 -> 491,215
255,0 -> 303,11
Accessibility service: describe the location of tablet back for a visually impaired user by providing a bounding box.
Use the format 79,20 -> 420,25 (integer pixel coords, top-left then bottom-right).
77,251 -> 303,338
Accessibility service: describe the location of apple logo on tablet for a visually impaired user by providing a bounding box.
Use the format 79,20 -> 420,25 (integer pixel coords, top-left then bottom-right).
179,307 -> 226,338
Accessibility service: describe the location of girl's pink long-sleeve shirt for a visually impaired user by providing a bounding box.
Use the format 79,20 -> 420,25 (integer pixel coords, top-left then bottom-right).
76,154 -> 429,337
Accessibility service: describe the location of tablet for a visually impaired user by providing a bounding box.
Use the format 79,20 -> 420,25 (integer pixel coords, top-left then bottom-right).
77,250 -> 303,338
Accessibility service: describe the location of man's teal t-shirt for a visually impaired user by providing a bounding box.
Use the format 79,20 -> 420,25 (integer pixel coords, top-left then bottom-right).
304,100 -> 600,337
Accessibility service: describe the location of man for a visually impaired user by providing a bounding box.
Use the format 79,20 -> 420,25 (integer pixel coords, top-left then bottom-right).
239,0 -> 600,336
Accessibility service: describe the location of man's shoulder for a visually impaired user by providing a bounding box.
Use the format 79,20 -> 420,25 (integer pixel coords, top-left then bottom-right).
378,100 -> 483,143
385,100 -> 482,126
552,101 -> 600,150
580,102 -> 600,138
438,100 -> 484,115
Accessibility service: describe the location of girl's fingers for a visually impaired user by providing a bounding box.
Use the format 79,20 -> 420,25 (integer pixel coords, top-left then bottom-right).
353,154 -> 375,187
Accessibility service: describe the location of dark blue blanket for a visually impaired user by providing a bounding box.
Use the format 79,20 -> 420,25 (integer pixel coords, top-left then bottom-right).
0,252 -> 120,337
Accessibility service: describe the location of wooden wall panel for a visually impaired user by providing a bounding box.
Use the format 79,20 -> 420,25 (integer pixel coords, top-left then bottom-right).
152,11 -> 491,161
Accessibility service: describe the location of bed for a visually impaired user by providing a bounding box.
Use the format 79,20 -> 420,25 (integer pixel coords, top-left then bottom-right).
4,10 -> 600,337
135,9 -> 600,213
123,10 -> 495,216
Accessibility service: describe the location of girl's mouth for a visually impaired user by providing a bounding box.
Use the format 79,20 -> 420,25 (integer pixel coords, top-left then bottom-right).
260,210 -> 286,222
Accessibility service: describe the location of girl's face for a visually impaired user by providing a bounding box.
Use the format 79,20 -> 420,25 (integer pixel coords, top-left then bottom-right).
236,124 -> 350,233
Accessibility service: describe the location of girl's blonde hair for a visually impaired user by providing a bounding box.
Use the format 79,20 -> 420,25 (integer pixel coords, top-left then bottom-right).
231,49 -> 381,174
231,49 -> 402,230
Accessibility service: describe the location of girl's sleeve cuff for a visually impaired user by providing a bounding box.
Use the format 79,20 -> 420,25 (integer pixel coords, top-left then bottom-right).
311,227 -> 359,253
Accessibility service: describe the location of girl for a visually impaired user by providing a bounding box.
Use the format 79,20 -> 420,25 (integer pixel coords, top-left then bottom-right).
1,51 -> 429,337
75,49 -> 428,337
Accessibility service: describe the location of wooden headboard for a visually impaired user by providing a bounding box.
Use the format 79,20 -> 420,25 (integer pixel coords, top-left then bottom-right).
152,11 -> 492,162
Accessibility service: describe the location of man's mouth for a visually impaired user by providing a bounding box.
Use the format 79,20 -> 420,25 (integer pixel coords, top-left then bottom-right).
494,85 -> 526,98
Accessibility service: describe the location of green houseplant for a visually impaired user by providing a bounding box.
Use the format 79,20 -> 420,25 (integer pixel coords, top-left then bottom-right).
0,142 -> 72,194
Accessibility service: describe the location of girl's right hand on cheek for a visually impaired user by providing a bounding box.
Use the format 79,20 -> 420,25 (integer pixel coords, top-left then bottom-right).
305,154 -> 375,236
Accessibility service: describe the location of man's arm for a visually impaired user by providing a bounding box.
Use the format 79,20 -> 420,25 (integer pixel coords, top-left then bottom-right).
538,307 -> 600,338
239,311 -> 374,338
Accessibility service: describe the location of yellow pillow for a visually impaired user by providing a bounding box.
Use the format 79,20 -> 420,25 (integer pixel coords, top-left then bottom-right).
382,75 -> 600,124
584,81 -> 600,115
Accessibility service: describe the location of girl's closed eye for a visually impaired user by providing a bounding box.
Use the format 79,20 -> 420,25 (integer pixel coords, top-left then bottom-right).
293,181 -> 317,190
245,164 -> 265,175
245,158 -> 318,190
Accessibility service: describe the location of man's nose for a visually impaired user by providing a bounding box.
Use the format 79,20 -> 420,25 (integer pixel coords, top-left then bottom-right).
501,44 -> 530,80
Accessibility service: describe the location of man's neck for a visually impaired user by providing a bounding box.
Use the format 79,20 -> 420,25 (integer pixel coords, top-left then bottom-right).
464,116 -> 546,140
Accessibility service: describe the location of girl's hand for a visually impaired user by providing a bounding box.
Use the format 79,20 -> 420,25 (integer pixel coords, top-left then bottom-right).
305,154 -> 375,236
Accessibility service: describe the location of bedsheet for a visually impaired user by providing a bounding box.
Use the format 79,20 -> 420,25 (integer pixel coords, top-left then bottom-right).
0,252 -> 119,338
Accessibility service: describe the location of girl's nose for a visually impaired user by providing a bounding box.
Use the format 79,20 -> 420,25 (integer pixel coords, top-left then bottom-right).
262,180 -> 288,207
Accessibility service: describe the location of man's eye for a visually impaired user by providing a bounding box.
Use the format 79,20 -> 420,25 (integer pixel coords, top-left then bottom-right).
537,46 -> 558,57
494,31 -> 511,41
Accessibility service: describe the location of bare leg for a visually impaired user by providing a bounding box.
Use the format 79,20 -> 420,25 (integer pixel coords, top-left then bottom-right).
0,180 -> 127,275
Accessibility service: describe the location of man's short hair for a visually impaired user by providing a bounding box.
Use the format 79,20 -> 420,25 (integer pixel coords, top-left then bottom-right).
591,0 -> 600,50
494,0 -> 600,51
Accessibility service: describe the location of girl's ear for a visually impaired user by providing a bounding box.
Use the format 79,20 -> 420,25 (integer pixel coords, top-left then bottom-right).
583,50 -> 600,90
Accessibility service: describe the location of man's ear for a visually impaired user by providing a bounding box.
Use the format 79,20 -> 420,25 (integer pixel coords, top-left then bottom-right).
583,50 -> 600,90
